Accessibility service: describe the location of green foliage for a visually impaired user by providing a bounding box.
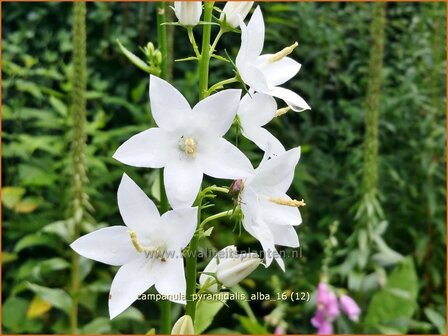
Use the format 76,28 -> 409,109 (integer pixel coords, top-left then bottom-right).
364,257 -> 418,333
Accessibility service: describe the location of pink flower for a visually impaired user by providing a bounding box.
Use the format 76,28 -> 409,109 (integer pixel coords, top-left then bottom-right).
274,326 -> 285,335
311,282 -> 340,334
339,294 -> 361,322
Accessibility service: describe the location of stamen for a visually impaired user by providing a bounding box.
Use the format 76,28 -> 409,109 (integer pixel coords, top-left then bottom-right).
269,197 -> 306,207
268,42 -> 299,64
178,136 -> 197,156
129,230 -> 145,253
275,106 -> 291,117
128,230 -> 166,260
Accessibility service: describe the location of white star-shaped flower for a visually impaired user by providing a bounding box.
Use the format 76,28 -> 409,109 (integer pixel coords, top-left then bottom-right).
236,6 -> 311,112
238,147 -> 303,270
237,92 -> 285,156
113,75 -> 253,208
70,173 -> 197,319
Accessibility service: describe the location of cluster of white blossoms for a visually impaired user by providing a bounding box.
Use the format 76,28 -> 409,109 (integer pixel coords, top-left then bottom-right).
71,1 -> 309,321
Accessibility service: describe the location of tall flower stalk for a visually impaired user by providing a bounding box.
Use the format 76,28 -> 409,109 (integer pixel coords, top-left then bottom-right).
156,2 -> 171,333
69,2 -> 87,333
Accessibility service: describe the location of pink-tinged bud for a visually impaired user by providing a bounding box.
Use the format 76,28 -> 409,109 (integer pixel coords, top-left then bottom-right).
229,179 -> 244,196
220,1 -> 254,28
174,1 -> 202,26
317,321 -> 333,335
339,294 -> 361,321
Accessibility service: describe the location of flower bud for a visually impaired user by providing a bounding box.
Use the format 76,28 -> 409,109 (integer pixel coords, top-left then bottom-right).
171,315 -> 194,335
216,252 -> 261,287
174,1 -> 202,26
220,1 -> 254,28
147,42 -> 155,57
339,294 -> 361,321
199,246 -> 237,293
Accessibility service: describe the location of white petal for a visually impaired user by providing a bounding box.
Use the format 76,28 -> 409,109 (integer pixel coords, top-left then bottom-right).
260,196 -> 302,226
109,255 -> 156,319
238,93 -> 277,127
237,63 -> 271,92
258,56 -> 301,86
164,159 -> 203,208
159,207 -> 198,249
197,137 -> 253,179
193,89 -> 241,137
154,256 -> 186,304
113,128 -> 176,168
270,224 -> 299,247
237,6 -> 264,63
70,226 -> 138,266
250,147 -> 301,194
174,1 -> 202,26
117,173 -> 161,234
269,86 -> 311,112
242,126 -> 285,156
149,75 -> 191,130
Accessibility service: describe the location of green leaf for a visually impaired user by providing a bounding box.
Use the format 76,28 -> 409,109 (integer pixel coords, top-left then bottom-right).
116,39 -> 155,74
2,296 -> 28,331
2,252 -> 18,264
14,233 -> 60,253
236,315 -> 270,334
364,257 -> 418,333
2,186 -> 25,209
424,308 -> 446,334
194,299 -> 227,334
80,317 -> 112,334
27,283 -> 72,315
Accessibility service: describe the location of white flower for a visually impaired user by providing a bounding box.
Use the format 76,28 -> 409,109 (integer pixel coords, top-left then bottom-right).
113,75 -> 253,208
199,245 -> 261,292
70,173 -> 197,319
238,147 -> 303,270
220,1 -> 254,28
174,1 -> 202,26
236,6 -> 310,112
171,315 -> 195,335
237,92 -> 285,156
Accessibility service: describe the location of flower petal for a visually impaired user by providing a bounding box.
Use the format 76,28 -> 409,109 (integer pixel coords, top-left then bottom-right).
70,226 -> 138,266
164,159 -> 203,208
237,63 -> 271,92
269,86 -> 310,112
260,196 -> 302,226
250,147 -> 301,194
159,207 -> 198,249
117,173 -> 161,233
154,256 -> 186,304
113,128 -> 176,168
258,55 -> 301,86
238,93 -> 277,127
242,126 -> 285,156
149,75 -> 191,130
197,137 -> 253,179
109,255 -> 156,319
237,6 -> 264,63
193,89 -> 241,137
270,224 -> 299,247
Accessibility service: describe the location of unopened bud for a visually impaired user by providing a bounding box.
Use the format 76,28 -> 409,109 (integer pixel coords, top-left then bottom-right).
147,42 -> 155,57
154,50 -> 162,65
174,1 -> 202,26
216,252 -> 261,287
220,1 -> 254,28
171,315 -> 195,335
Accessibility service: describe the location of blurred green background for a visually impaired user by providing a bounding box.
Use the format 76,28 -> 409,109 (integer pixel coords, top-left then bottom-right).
2,1 -> 446,334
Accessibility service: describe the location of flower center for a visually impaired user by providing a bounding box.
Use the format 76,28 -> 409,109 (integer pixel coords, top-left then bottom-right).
267,41 -> 299,64
128,230 -> 167,262
268,197 -> 306,207
178,136 -> 197,157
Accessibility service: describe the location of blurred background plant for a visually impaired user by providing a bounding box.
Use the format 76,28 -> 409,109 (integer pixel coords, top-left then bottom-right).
2,2 -> 445,334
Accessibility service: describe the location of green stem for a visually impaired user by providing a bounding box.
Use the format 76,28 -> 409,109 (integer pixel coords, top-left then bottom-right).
185,196 -> 203,319
157,1 -> 168,78
70,2 -> 87,333
200,210 -> 234,228
156,3 -> 171,333
206,76 -> 238,96
209,28 -> 225,56
187,27 -> 201,58
198,1 -> 214,99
